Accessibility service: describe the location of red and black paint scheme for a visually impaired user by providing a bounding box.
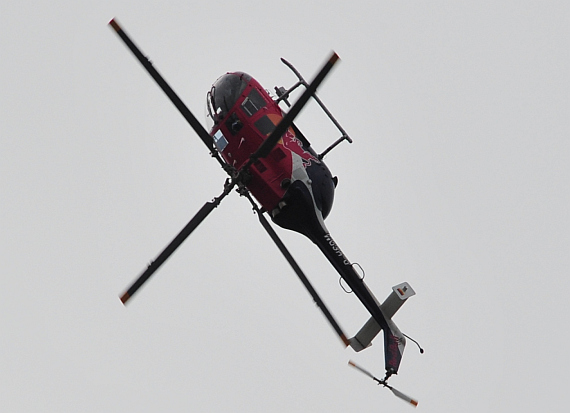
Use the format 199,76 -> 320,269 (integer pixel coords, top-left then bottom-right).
109,18 -> 413,379
206,72 -> 405,375
206,72 -> 333,217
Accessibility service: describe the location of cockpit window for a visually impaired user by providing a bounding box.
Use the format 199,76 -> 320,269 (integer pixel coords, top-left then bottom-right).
207,73 -> 251,122
241,88 -> 266,117
213,129 -> 228,152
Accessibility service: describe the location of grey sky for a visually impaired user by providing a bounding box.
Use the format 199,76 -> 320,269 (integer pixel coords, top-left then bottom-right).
2,1 -> 569,412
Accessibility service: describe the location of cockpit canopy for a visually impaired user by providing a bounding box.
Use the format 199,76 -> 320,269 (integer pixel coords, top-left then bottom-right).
206,72 -> 251,127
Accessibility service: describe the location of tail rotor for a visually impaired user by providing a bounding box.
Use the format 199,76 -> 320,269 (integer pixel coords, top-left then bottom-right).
348,360 -> 418,407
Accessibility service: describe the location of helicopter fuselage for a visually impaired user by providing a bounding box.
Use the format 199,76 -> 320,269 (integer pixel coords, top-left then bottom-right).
207,72 -> 336,231
207,72 -> 405,375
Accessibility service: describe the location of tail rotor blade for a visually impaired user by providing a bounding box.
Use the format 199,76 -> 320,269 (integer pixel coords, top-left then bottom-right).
390,387 -> 418,407
251,52 -> 340,161
348,360 -> 418,407
348,360 -> 376,380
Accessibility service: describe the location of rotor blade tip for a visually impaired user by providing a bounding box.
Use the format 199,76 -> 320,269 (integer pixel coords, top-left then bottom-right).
330,52 -> 340,63
120,292 -> 130,305
108,18 -> 121,32
411,400 -> 418,407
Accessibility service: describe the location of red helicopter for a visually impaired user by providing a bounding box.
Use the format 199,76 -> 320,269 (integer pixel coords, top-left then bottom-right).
110,19 -> 420,401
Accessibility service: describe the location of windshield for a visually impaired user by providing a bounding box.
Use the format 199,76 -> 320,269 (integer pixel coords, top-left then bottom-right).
207,72 -> 251,124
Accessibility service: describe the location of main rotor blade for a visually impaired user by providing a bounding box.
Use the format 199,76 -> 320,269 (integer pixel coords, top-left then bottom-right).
120,183 -> 234,304
244,193 -> 349,347
108,18 -> 225,168
251,52 -> 340,161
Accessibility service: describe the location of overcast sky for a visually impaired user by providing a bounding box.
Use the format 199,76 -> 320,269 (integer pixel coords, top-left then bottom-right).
2,1 -> 569,412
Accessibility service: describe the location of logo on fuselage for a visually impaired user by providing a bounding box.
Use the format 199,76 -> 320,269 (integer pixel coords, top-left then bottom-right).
264,113 -> 320,168
280,128 -> 320,168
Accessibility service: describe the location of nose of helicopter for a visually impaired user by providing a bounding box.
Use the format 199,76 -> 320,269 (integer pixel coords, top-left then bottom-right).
206,72 -> 252,126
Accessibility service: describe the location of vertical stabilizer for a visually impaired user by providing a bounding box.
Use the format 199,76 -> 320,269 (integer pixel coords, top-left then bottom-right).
349,282 -> 415,352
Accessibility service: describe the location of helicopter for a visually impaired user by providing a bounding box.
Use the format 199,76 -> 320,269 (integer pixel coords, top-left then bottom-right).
109,18 -> 420,397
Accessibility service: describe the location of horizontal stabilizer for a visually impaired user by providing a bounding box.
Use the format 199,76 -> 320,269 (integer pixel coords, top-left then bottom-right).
349,282 -> 415,352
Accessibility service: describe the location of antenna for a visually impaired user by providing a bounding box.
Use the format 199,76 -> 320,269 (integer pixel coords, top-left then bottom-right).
348,360 -> 418,407
403,333 -> 425,354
